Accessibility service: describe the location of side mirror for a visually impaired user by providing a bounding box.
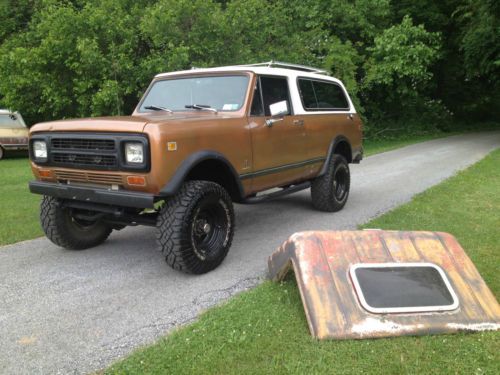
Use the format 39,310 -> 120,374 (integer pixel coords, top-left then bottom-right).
269,100 -> 289,117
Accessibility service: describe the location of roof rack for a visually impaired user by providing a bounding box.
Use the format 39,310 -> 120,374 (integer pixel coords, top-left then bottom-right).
243,60 -> 328,75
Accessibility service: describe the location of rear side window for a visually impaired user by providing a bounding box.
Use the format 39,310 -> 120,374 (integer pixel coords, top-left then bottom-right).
298,79 -> 349,111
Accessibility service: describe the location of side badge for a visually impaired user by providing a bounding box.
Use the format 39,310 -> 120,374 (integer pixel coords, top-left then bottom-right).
167,142 -> 177,151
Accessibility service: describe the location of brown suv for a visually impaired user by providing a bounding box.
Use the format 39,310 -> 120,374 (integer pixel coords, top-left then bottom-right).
29,61 -> 363,274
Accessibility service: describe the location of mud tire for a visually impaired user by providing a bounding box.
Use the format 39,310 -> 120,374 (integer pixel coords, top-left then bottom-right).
40,196 -> 112,249
156,180 -> 234,274
311,154 -> 350,212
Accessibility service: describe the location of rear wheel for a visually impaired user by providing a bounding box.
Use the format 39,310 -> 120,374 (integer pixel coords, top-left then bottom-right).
156,180 -> 234,274
311,154 -> 350,212
0,146 -> 4,160
40,196 -> 112,249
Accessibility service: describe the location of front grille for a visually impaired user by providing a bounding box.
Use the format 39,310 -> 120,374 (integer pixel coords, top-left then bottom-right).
31,132 -> 149,172
53,153 -> 117,168
54,170 -> 124,185
51,138 -> 115,151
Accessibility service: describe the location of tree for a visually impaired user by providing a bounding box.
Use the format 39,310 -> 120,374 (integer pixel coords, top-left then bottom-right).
362,16 -> 441,122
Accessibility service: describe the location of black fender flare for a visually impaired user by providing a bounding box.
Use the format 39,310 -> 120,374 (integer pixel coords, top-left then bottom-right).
318,136 -> 352,177
159,150 -> 245,198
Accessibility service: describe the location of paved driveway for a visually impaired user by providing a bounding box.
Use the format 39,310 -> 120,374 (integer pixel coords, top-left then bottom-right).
1,132 -> 499,374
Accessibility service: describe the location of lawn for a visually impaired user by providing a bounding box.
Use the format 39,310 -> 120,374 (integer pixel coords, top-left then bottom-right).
0,157 -> 42,245
105,149 -> 500,375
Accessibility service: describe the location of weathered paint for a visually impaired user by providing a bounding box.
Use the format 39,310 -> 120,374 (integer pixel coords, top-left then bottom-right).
268,230 -> 500,340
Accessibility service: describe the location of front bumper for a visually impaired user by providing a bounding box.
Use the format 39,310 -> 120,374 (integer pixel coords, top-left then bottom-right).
29,181 -> 155,209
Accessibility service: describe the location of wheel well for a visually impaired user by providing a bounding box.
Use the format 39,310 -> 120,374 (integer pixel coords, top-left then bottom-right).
333,140 -> 352,163
185,159 -> 242,202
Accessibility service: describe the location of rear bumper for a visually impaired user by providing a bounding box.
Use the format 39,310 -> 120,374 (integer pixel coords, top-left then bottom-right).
29,181 -> 155,208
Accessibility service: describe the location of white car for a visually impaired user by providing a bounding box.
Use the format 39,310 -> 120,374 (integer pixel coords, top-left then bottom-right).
0,109 -> 29,159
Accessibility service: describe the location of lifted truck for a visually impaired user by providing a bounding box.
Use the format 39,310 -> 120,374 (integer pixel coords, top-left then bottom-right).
29,61 -> 363,274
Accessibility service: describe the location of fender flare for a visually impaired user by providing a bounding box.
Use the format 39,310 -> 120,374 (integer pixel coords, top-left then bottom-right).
318,136 -> 352,177
159,150 -> 245,198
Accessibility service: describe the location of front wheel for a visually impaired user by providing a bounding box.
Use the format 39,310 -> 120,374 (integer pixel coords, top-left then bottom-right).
156,180 -> 235,274
40,196 -> 112,249
0,146 -> 4,160
311,154 -> 350,212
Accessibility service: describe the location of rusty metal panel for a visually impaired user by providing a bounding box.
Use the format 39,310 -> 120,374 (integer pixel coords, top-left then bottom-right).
268,230 -> 500,340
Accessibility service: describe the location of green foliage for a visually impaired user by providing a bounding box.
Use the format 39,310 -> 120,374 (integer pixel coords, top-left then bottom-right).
365,16 -> 441,90
0,0 -> 498,133
455,0 -> 500,80
0,0 -> 154,124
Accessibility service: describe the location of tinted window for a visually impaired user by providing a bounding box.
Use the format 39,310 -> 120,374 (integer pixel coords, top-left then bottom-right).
352,265 -> 456,311
299,79 -> 349,111
250,79 -> 264,116
140,75 -> 249,112
298,80 -> 317,109
260,76 -> 291,116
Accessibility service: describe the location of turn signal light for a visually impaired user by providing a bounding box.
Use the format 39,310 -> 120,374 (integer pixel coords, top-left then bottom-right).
127,176 -> 146,186
39,170 -> 53,178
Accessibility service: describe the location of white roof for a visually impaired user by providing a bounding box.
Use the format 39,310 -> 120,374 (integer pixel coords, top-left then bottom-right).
155,65 -> 343,85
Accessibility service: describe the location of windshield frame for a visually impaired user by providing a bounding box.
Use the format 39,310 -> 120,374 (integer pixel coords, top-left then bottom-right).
135,72 -> 253,115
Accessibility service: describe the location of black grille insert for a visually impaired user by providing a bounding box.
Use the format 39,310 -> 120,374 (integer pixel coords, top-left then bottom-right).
51,138 -> 115,151
53,153 -> 117,168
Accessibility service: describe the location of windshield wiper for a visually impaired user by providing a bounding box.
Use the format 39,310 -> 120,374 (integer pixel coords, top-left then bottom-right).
185,104 -> 218,113
144,105 -> 173,113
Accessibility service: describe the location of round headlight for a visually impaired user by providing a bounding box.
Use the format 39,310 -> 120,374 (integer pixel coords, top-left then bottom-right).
125,143 -> 144,164
33,140 -> 47,160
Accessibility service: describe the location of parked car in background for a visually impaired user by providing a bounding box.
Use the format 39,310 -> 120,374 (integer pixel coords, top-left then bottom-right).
0,109 -> 29,160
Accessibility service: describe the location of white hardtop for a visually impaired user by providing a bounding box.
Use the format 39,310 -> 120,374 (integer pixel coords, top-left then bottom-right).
155,62 -> 344,86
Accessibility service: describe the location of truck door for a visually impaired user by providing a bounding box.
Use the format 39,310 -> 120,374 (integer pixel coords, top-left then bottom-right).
246,75 -> 309,192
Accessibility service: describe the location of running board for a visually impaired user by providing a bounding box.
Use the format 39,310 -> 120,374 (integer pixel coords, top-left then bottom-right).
242,182 -> 311,204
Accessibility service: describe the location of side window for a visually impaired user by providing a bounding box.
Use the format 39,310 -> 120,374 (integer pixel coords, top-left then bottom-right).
298,80 -> 317,109
260,76 -> 291,116
250,78 -> 264,116
298,79 -> 350,111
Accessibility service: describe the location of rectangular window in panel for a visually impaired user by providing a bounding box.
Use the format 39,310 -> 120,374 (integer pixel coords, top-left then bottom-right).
350,263 -> 459,314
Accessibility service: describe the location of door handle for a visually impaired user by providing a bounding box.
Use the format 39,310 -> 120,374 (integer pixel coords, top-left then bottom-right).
293,119 -> 304,126
266,117 -> 283,127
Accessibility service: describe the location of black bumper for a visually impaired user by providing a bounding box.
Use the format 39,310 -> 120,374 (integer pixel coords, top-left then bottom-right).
29,181 -> 155,209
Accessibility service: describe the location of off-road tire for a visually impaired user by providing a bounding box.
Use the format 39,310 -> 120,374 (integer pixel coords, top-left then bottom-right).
311,154 -> 350,212
40,196 -> 112,249
0,146 -> 4,160
156,180 -> 235,274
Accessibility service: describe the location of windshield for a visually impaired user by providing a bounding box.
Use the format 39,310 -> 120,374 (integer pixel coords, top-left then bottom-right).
0,114 -> 26,129
139,75 -> 249,112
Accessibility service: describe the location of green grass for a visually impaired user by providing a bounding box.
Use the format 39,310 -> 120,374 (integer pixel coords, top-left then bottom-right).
106,149 -> 500,375
0,157 -> 42,245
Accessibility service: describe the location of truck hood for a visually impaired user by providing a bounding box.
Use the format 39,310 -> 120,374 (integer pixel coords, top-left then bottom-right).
29,112 -> 236,134
30,116 -> 150,134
